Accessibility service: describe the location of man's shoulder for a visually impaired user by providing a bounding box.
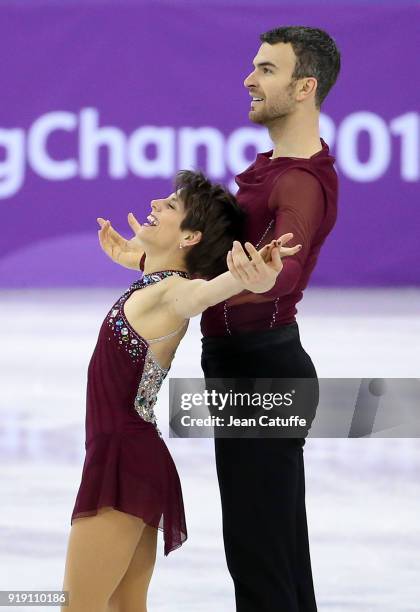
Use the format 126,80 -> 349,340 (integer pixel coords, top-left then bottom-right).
269,165 -> 324,197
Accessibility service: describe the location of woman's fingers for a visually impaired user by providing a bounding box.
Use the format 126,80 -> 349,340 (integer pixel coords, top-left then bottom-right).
275,232 -> 294,246
243,242 -> 265,273
259,239 -> 302,267
271,233 -> 302,258
127,212 -> 142,235
258,242 -> 274,263
270,244 -> 284,272
97,221 -> 113,255
243,241 -> 261,260
106,223 -> 128,248
231,241 -> 255,281
227,249 -> 241,281
97,219 -> 109,238
279,244 -> 302,257
97,217 -> 123,247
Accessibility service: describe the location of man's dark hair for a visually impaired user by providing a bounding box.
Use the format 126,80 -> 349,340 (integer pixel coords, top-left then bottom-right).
260,26 -> 341,109
175,170 -> 245,279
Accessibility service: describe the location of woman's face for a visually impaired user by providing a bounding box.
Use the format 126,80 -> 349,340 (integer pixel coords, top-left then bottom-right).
138,191 -> 187,250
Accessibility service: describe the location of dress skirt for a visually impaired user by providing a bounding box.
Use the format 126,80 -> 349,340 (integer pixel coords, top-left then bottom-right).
71,427 -> 187,556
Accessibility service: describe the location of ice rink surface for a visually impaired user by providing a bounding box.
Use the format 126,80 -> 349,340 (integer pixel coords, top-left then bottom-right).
0,287 -> 419,611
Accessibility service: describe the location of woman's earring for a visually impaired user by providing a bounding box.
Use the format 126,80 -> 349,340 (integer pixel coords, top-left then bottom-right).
179,243 -> 183,249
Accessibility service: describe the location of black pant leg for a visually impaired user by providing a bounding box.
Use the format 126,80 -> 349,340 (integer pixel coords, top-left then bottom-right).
295,448 -> 317,611
215,437 -> 307,612
202,325 -> 318,612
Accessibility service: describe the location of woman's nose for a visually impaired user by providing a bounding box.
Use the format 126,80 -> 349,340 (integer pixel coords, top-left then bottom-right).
151,199 -> 159,211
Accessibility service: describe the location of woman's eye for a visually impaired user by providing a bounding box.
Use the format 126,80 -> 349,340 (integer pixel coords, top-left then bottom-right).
263,68 -> 271,74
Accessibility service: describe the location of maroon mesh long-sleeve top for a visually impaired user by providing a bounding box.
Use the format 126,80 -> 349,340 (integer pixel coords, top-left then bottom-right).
200,138 -> 338,337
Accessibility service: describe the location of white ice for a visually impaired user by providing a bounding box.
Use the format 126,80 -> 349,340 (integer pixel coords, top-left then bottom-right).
0,287 -> 419,611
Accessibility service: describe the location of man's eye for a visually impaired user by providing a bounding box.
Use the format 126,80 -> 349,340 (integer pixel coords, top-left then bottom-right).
263,67 -> 272,74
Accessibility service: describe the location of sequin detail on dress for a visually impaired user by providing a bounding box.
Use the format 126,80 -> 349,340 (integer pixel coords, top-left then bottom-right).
106,270 -> 190,364
134,349 -> 168,438
107,300 -> 148,364
106,269 -> 190,433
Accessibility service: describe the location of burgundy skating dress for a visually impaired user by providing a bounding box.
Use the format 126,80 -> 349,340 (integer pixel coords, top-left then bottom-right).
71,269 -> 188,555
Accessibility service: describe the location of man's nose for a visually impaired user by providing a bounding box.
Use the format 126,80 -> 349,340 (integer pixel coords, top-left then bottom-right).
151,199 -> 160,211
244,71 -> 256,89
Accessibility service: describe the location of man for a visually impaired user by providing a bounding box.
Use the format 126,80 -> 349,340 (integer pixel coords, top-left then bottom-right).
101,26 -> 341,611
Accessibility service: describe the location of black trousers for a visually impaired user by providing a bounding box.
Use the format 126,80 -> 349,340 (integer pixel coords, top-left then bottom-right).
201,323 -> 318,612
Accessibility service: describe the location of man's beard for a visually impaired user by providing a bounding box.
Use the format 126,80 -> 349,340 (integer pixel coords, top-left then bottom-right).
249,106 -> 286,125
249,88 -> 296,125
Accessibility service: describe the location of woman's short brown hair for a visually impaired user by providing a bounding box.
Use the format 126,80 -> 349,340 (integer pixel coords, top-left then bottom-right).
175,170 -> 245,279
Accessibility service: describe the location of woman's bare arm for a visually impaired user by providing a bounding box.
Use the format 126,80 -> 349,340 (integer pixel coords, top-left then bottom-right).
167,234 -> 301,319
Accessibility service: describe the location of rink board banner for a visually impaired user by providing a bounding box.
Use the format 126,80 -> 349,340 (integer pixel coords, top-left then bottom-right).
1,3 -> 419,288
169,378 -> 420,438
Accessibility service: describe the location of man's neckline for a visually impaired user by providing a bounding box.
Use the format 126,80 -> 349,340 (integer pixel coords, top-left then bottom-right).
262,138 -> 327,162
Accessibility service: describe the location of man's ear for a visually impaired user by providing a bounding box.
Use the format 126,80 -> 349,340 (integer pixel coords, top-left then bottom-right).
297,76 -> 317,102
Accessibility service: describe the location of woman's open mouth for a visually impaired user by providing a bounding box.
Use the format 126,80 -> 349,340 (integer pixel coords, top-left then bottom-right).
143,214 -> 159,227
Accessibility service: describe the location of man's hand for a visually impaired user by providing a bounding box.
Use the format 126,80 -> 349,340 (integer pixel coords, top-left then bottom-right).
226,233 -> 302,293
97,212 -> 145,270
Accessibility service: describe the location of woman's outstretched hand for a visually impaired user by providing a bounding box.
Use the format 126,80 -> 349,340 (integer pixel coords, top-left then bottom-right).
97,213 -> 145,271
226,232 -> 302,293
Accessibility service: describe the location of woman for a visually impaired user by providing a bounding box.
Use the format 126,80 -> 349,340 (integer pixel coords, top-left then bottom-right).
61,170 -> 301,612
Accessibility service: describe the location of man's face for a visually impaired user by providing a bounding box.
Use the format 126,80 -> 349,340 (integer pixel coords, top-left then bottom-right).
244,42 -> 299,125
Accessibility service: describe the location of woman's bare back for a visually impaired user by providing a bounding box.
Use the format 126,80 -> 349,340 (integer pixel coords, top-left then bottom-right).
122,274 -> 190,370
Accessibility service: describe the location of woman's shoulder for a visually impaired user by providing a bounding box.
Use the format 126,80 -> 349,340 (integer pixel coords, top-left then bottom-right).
162,274 -> 206,314
162,274 -> 198,298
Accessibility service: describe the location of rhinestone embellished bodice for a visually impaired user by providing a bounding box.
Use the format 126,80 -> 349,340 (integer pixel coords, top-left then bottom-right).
85,269 -> 189,443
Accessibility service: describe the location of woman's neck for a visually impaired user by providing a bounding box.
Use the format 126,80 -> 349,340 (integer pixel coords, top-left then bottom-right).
142,252 -> 188,276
